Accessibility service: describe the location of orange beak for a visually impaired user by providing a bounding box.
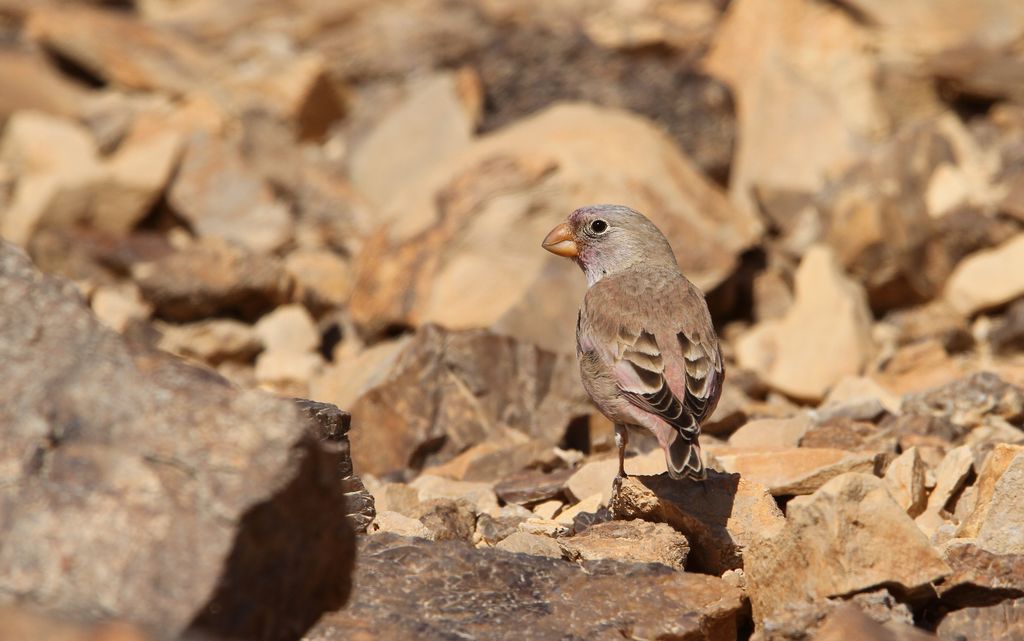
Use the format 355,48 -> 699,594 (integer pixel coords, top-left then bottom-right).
542,222 -> 578,258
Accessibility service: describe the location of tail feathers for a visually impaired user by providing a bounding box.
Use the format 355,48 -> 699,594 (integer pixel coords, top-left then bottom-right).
667,434 -> 706,481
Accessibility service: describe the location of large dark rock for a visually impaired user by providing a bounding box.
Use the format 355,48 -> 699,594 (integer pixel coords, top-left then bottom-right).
0,242 -> 354,640
308,533 -> 746,641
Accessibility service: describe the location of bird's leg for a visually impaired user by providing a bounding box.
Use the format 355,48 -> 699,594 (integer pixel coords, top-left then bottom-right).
612,424 -> 629,497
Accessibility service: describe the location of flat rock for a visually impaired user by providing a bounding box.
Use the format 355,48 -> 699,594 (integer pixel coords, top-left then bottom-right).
714,448 -> 878,496
811,605 -> 937,641
133,238 -> 292,321
938,540 -> 1024,607
370,510 -> 433,539
937,598 -> 1024,641
155,318 -> 261,365
284,248 -> 351,312
0,242 -> 355,639
495,531 -> 565,559
561,520 -> 690,570
945,234 -> 1024,315
798,418 -> 898,455
728,415 -> 813,450
424,434 -> 554,483
610,471 -> 785,574
312,324 -> 591,477
349,103 -> 761,353
254,303 -> 320,353
308,533 -> 746,641
736,246 -> 874,401
566,449 -> 666,505
494,468 -> 572,506
745,473 -> 950,624
884,447 -> 929,517
410,474 -> 499,517
902,372 -> 1024,430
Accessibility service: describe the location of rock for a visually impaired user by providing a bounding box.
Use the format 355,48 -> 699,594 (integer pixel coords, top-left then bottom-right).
312,324 -> 592,477
133,238 -> 292,321
349,103 -> 761,352
308,533 -> 746,641
713,448 -> 878,496
295,398 -> 375,533
371,510 -> 433,539
811,605 -> 936,641
255,350 -> 324,394
494,468 -> 572,506
351,70 -> 480,209
168,132 -> 292,253
0,51 -> 89,122
424,435 -> 554,483
411,498 -> 478,542
818,375 -> 902,418
555,493 -> 603,526
518,517 -> 571,538
937,540 -> 1024,607
727,415 -> 813,450
736,246 -> 874,401
959,444 -> 1024,538
990,299 -> 1024,355
155,318 -> 261,365
25,6 -> 222,96
885,301 -> 974,353
90,282 -> 152,333
476,511 -> 529,546
937,598 -> 1024,641
884,447 -> 929,517
945,234 -> 1024,316
562,520 -> 690,570
0,606 -> 153,641
798,418 -> 898,455
410,475 -> 499,517
284,248 -> 351,312
254,304 -> 320,353
0,242 -> 355,639
565,449 -> 666,505
916,445 -> 974,537
756,591 -> 921,641
706,0 -> 885,215
902,372 -> 1024,430
532,500 -> 563,520
368,481 -> 422,517
495,531 -> 566,559
745,473 -> 950,624
93,124 -> 183,234
610,471 -> 785,574
0,110 -> 106,245
973,453 -> 1024,555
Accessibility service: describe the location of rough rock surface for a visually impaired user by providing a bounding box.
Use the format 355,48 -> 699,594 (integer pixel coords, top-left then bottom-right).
561,520 -> 691,570
937,598 -> 1024,641
713,448 -> 878,496
308,533 -> 746,641
0,242 -> 355,640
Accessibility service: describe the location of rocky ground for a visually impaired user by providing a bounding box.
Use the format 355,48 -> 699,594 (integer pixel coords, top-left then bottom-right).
3,0 -> 1024,640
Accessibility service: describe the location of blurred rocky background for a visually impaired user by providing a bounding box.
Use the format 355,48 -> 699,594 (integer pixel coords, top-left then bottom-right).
3,0 -> 1024,640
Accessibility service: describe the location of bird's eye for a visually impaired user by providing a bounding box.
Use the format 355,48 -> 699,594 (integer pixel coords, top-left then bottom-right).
590,219 -> 609,234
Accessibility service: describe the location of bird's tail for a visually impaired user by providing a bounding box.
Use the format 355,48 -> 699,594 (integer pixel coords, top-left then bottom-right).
667,434 -> 706,481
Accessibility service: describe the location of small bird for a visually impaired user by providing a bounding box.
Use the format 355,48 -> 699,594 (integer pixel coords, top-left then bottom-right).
542,204 -> 723,484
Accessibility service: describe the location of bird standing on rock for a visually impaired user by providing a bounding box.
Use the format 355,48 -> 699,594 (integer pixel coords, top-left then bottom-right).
542,204 -> 723,487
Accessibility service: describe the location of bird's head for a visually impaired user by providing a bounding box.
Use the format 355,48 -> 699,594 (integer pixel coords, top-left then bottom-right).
542,204 -> 677,286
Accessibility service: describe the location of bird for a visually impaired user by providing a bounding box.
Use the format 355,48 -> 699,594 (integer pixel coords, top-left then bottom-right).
541,204 -> 724,486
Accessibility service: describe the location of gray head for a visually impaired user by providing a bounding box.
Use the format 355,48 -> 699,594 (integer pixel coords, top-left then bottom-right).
541,204 -> 677,286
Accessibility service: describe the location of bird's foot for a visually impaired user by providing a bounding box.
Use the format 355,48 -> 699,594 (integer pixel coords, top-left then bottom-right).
611,472 -> 628,503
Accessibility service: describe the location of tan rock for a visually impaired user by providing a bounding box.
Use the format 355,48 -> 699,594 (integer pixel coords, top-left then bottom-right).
368,482 -> 422,518
745,473 -> 950,623
532,500 -> 563,520
555,493 -> 602,526
872,339 -> 963,397
90,282 -> 152,333
915,445 -> 974,537
93,125 -> 182,234
820,375 -> 902,416
727,415 -> 813,450
351,70 -> 480,209
253,304 -> 319,354
883,447 -> 928,517
972,453 -> 1024,555
349,103 -> 761,352
736,246 -> 874,401
495,531 -> 565,559
610,471 -> 785,574
811,604 -> 936,641
370,511 -> 432,539
284,249 -> 351,311
0,111 -> 105,245
562,520 -> 690,570
518,518 -> 571,538
156,318 -> 261,365
424,435 -> 553,483
565,449 -> 665,505
410,474 -> 500,516
254,350 -> 324,389
0,51 -> 89,121
945,234 -> 1024,315
936,599 -> 1024,641
798,417 -> 897,454
714,448 -> 878,496
959,444 -> 1024,538
168,132 -> 292,253
706,0 -> 885,215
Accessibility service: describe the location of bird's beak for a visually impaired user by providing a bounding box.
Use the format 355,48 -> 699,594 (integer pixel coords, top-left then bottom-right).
542,222 -> 579,257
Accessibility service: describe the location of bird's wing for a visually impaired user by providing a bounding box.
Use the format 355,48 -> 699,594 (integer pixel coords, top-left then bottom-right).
578,270 -> 723,435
